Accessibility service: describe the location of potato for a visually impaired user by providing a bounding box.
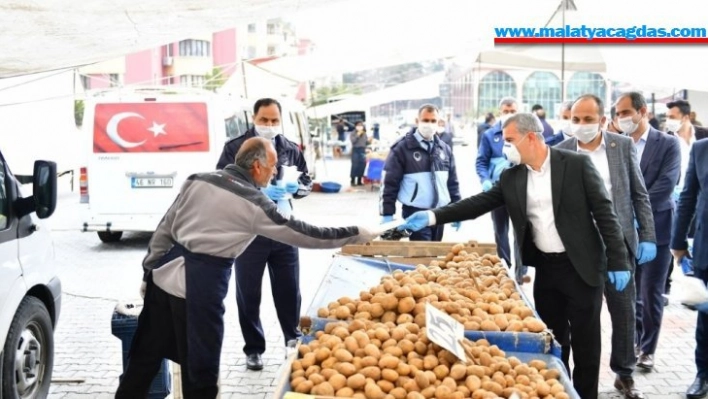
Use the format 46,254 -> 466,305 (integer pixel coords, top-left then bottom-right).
394,286 -> 412,299
480,320 -> 501,332
334,348 -> 353,363
321,368 -> 337,380
398,297 -> 416,314
312,381 -> 335,396
347,373 -> 366,389
381,295 -> 399,311
317,308 -> 330,318
377,379 -> 394,393
315,347 -> 331,363
291,376 -> 306,389
451,243 -> 465,254
336,362 -> 356,377
336,387 -> 354,397
524,317 -> 547,333
365,381 -> 386,399
434,384 -> 453,399
411,285 -> 426,299
389,387 -> 407,399
371,303 -> 386,318
361,366 -> 382,380
555,392 -> 570,399
466,375 -> 482,391
294,379 -> 314,393
406,392 -> 425,399
364,343 -> 381,359
529,359 -> 547,371
423,355 -> 439,370
379,355 -> 400,370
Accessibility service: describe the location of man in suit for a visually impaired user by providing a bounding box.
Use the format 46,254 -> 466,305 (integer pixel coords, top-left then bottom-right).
399,113 -> 632,399
615,92 -> 682,371
545,100 -> 573,147
532,104 -> 555,139
671,139 -> 708,399
557,95 -> 657,399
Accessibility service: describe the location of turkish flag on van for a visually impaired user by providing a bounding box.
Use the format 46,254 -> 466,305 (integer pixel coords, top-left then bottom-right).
93,102 -> 210,153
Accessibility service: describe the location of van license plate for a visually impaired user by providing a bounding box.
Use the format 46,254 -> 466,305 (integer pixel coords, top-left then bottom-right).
131,177 -> 174,188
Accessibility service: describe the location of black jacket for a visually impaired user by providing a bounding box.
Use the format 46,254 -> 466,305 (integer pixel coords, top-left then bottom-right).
216,129 -> 312,199
433,148 -> 629,287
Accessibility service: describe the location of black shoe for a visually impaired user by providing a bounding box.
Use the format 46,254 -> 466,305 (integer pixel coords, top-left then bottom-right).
687,377 -> 708,399
614,376 -> 646,399
637,353 -> 654,370
246,353 -> 263,371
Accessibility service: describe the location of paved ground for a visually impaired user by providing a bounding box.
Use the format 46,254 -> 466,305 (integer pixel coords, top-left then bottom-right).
43,147 -> 697,399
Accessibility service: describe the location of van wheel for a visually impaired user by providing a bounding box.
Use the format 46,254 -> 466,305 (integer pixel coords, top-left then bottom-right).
97,231 -> 123,242
1,297 -> 53,399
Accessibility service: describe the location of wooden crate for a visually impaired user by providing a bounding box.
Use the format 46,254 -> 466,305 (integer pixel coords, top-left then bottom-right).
339,240 -> 497,266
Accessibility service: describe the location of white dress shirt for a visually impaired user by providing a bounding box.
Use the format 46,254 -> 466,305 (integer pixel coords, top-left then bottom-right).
633,126 -> 650,161
577,135 -> 612,201
677,126 -> 696,191
526,149 -> 566,253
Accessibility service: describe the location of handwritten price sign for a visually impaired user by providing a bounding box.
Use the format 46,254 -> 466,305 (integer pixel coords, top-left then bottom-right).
425,303 -> 468,362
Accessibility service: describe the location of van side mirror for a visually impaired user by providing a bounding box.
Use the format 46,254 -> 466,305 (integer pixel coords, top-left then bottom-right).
33,161 -> 57,219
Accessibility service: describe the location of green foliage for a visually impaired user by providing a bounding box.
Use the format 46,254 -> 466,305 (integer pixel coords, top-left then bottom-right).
204,67 -> 228,92
74,100 -> 84,127
310,84 -> 361,106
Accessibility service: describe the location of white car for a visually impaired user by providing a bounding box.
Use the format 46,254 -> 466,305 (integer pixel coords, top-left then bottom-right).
0,153 -> 61,398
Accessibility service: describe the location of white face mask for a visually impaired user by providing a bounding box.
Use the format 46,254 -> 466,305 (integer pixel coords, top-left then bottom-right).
436,125 -> 445,134
664,118 -> 682,132
571,123 -> 600,144
255,125 -> 280,140
417,123 -> 436,139
558,120 -> 571,134
502,134 -> 528,165
617,115 -> 639,135
499,113 -> 514,126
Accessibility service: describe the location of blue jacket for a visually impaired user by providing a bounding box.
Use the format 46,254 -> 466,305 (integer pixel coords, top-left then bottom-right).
380,130 -> 460,216
216,129 -> 312,199
639,128 -> 681,245
545,131 -> 567,147
672,139 -> 708,270
476,121 -> 510,183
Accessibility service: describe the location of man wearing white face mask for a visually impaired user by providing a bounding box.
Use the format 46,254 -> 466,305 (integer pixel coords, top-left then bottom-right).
476,97 -> 526,283
216,98 -> 314,371
399,112 -> 632,399
557,94 -> 656,399
380,104 -> 461,241
614,92 -> 681,373
546,100 -> 574,147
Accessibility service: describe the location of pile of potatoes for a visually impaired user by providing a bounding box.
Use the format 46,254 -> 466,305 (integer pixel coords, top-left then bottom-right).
290,320 -> 570,399
317,246 -> 546,334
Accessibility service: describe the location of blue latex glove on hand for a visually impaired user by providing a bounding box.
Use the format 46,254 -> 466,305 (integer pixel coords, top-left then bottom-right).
451,221 -> 462,231
634,218 -> 639,230
696,302 -> 708,314
636,242 -> 657,265
285,182 -> 299,194
381,215 -> 394,224
608,271 -> 631,291
398,211 -> 430,232
263,184 -> 286,201
482,180 -> 493,192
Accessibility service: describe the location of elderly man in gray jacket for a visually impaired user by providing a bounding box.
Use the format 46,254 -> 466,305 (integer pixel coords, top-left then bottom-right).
116,137 -> 377,399
557,94 -> 656,399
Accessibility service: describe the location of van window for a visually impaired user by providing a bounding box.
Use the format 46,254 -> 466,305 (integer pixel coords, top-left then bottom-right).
93,102 -> 210,153
224,111 -> 250,139
0,160 -> 8,229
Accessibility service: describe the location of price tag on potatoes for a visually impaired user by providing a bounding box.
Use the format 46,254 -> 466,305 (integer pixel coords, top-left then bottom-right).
425,303 -> 468,362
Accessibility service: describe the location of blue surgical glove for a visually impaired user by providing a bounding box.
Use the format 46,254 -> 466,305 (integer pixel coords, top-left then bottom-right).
482,180 -> 493,192
398,211 -> 430,232
381,215 -> 394,224
451,221 -> 462,231
634,218 -> 639,230
696,302 -> 708,314
673,186 -> 682,201
285,182 -> 299,194
263,184 -> 286,201
636,242 -> 657,265
608,271 -> 631,291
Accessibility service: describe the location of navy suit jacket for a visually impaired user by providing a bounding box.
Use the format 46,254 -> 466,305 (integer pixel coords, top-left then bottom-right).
639,128 -> 681,245
671,139 -> 708,270
545,132 -> 566,147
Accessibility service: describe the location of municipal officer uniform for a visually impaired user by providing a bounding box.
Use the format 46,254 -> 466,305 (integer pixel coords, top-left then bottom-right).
380,129 -> 460,241
216,129 -> 312,358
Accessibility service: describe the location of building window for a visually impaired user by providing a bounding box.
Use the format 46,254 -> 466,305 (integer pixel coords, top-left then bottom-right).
267,23 -> 277,34
566,72 -> 606,103
267,46 -> 277,56
165,43 -> 173,57
477,70 -> 517,115
247,23 -> 256,33
247,46 -> 257,59
109,74 -> 120,87
80,75 -> 90,90
179,75 -> 206,87
522,72 -> 562,119
178,40 -> 211,57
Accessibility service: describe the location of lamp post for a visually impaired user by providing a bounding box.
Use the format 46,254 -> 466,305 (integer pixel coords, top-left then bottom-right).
544,0 -> 577,101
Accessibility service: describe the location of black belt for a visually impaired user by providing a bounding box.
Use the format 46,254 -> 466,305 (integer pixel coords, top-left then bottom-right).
539,251 -> 569,261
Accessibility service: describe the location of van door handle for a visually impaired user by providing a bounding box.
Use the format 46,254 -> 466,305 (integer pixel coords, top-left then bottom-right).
125,171 -> 178,178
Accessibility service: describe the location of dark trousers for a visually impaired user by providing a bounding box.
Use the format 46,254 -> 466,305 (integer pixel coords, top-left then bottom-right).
635,244 -> 671,355
491,206 -> 526,279
235,235 -> 301,355
116,248 -> 231,399
605,249 -> 638,377
695,267 -> 708,378
533,254 -> 603,399
402,205 -> 444,242
350,147 -> 366,179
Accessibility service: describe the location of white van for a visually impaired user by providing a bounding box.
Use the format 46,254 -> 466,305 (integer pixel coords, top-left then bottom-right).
0,153 -> 61,398
79,87 -> 251,242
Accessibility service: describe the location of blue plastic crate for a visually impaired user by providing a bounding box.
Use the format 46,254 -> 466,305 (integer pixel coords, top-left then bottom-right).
305,255 -> 561,357
273,332 -> 579,399
111,303 -> 171,399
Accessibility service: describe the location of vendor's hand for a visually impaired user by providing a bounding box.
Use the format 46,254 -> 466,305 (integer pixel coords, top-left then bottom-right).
636,242 -> 657,265
608,271 -> 630,292
263,184 -> 286,201
482,180 -> 493,192
140,281 -> 147,299
285,182 -> 299,194
451,221 -> 462,231
398,211 -> 430,232
381,215 -> 394,224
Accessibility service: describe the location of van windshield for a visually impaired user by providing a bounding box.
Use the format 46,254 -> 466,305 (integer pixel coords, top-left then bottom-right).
93,102 -> 210,153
